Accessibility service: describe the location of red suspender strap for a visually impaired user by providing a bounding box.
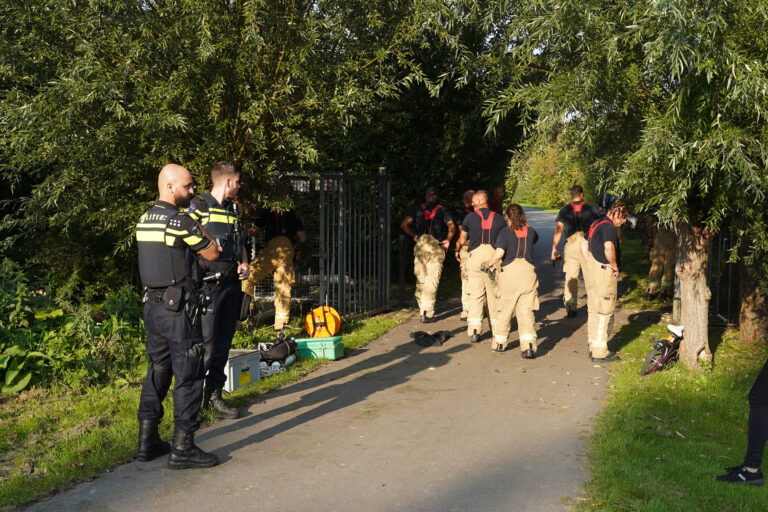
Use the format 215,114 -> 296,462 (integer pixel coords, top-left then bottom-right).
588,219 -> 611,253
512,226 -> 528,258
571,202 -> 584,232
419,204 -> 442,236
478,210 -> 496,244
570,202 -> 583,213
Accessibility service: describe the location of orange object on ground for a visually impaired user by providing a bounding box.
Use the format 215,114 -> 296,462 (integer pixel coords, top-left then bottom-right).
305,306 -> 342,338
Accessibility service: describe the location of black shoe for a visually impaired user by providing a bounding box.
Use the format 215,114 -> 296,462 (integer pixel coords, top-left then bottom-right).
168,429 -> 220,469
566,310 -> 577,318
136,420 -> 170,462
493,344 -> 505,353
521,349 -> 536,359
716,467 -> 764,486
590,353 -> 621,363
646,292 -> 658,301
470,331 -> 479,343
204,387 -> 240,419
420,313 -> 436,324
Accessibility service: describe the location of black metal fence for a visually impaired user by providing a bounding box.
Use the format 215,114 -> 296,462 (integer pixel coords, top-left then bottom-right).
248,171 -> 391,320
707,226 -> 740,326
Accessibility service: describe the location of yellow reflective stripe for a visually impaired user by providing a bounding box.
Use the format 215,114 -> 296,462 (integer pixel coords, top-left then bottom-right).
136,222 -> 168,229
275,312 -> 290,318
165,235 -> 176,246
520,334 -> 537,341
166,228 -> 188,236
208,213 -> 235,224
493,335 -> 508,342
209,207 -> 227,213
183,235 -> 204,245
467,318 -> 483,325
136,231 -> 165,242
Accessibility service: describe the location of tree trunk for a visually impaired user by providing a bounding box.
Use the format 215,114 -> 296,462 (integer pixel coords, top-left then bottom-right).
739,259 -> 768,344
676,220 -> 713,370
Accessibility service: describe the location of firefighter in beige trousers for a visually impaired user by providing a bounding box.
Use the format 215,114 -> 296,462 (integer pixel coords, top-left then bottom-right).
582,203 -> 628,362
551,186 -> 599,317
457,190 -> 507,342
401,187 -> 455,322
244,203 -> 306,330
455,190 -> 475,320
646,224 -> 676,299
486,204 -> 540,358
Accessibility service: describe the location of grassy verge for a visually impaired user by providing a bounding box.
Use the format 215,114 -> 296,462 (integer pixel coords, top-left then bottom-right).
576,231 -> 768,510
0,310 -> 409,510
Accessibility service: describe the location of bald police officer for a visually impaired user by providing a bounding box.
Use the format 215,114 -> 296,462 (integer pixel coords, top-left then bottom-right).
188,162 -> 249,419
135,164 -> 220,469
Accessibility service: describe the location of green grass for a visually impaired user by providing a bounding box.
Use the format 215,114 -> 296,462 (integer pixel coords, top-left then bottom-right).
575,229 -> 768,511
0,309 -> 409,510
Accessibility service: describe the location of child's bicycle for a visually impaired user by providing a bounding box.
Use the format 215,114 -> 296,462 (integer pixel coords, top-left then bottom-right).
640,324 -> 684,376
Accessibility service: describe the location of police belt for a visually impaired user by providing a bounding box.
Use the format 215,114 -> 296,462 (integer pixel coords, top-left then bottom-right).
144,287 -> 170,303
203,261 -> 239,282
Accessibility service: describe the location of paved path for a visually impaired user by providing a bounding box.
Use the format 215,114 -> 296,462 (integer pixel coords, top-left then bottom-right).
27,208 -> 621,512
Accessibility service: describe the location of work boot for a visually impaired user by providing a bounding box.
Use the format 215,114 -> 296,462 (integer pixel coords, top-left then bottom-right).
420,312 -> 435,324
470,330 -> 479,343
203,387 -> 240,419
136,420 -> 170,462
566,309 -> 577,318
590,352 -> 621,363
645,291 -> 658,301
521,349 -> 536,359
167,428 -> 219,469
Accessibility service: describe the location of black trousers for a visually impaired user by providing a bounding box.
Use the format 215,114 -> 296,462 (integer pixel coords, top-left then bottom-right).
138,300 -> 205,432
202,279 -> 242,390
745,358 -> 768,468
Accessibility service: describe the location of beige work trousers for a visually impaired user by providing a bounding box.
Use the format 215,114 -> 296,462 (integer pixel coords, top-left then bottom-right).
493,259 -> 539,353
465,244 -> 499,337
585,255 -> 617,358
459,246 -> 470,319
562,232 -> 586,313
414,235 -> 445,318
243,236 -> 295,330
647,227 -> 675,293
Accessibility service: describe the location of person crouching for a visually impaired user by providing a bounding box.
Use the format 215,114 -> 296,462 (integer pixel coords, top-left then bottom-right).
486,204 -> 540,358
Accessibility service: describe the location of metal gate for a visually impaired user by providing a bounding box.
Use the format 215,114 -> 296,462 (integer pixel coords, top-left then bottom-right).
248,170 -> 391,319
708,226 -> 740,326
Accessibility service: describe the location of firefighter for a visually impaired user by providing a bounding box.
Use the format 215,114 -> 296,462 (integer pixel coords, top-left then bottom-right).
456,190 -> 507,342
582,202 -> 629,362
135,164 -> 220,469
243,184 -> 306,330
646,216 -> 676,300
401,187 -> 456,322
188,161 -> 249,419
486,204 -> 540,358
454,189 -> 475,320
551,185 -> 599,317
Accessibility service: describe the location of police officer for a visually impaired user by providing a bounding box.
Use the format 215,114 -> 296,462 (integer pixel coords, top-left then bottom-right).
456,190 -> 507,342
454,189 -> 475,320
135,164 -> 220,469
401,187 -> 456,323
582,202 -> 628,362
486,204 -> 540,358
646,215 -> 676,300
244,184 -> 306,330
551,185 -> 599,317
188,162 -> 249,419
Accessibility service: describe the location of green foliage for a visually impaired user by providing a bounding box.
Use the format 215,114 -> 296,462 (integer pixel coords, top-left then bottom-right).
0,345 -> 49,393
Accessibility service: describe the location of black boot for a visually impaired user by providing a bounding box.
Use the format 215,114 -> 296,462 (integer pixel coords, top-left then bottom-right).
136,420 -> 170,462
470,330 -> 479,343
205,388 -> 240,419
167,428 -> 219,469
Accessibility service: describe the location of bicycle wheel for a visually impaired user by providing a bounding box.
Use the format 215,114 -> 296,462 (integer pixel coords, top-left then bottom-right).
640,347 -> 664,376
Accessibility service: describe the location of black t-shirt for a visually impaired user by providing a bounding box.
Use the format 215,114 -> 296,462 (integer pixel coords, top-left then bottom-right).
461,208 -> 507,252
456,207 -> 474,228
556,201 -> 599,238
494,226 -> 539,266
256,209 -> 305,244
588,216 -> 621,268
409,202 -> 453,241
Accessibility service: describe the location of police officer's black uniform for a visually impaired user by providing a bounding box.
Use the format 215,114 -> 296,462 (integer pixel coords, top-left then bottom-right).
135,200 -> 219,468
189,193 -> 244,418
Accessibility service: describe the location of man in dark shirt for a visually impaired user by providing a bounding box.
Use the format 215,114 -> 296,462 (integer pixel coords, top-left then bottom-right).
456,190 -> 507,342
243,186 -> 306,330
454,189 -> 475,320
401,187 -> 456,322
583,202 -> 628,362
551,185 -> 599,317
488,185 -> 505,214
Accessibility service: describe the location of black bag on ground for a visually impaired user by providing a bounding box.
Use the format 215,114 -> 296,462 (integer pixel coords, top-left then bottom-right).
259,333 -> 297,363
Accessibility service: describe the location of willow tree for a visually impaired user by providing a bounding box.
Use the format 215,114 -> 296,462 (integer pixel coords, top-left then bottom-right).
485,0 -> 768,369
0,0 -> 466,293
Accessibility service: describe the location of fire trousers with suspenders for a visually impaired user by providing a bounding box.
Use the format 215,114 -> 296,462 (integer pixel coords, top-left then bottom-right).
466,211 -> 499,337
243,235 -> 295,330
414,204 -> 445,319
585,219 -> 616,359
647,226 -> 675,295
493,226 -> 540,354
563,202 -> 586,314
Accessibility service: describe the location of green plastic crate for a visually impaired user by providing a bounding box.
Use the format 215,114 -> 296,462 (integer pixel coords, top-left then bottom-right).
295,336 -> 344,360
